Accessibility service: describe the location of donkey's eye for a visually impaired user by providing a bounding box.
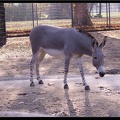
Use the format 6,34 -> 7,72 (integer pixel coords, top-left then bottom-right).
94,57 -> 97,60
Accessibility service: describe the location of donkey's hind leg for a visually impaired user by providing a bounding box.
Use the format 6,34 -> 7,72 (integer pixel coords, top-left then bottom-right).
64,55 -> 71,89
30,54 -> 36,86
35,49 -> 46,84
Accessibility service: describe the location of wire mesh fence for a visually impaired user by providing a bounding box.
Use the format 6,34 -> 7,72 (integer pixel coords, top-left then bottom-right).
4,3 -> 120,37
4,3 -> 72,37
32,3 -> 72,27
5,3 -> 33,37
87,3 -> 120,31
89,3 -> 108,26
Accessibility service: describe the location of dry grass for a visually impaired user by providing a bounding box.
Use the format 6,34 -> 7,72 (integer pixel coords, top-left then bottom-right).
0,37 -> 31,60
6,18 -> 120,37
6,19 -> 72,32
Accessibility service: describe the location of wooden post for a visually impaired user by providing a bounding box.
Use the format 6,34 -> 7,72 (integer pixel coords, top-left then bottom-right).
0,3 -> 6,47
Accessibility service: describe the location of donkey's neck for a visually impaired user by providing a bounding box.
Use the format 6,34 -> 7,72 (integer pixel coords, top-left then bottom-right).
82,46 -> 93,57
77,38 -> 93,57
77,32 -> 95,57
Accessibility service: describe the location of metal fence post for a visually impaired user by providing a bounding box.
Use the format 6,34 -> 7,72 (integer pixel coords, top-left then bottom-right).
71,3 -> 74,27
108,3 -> 111,29
36,3 -> 38,26
32,3 -> 34,28
106,3 -> 108,27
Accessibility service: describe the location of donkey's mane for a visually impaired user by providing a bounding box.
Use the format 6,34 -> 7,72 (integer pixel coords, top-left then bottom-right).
78,29 -> 96,42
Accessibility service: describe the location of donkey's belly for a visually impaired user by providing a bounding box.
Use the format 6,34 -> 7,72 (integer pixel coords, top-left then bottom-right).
42,48 -> 64,57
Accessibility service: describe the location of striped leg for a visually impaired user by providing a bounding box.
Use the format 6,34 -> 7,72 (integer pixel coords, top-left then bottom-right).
36,49 -> 46,84
77,57 -> 90,90
30,54 -> 36,86
36,62 -> 43,84
64,56 -> 71,89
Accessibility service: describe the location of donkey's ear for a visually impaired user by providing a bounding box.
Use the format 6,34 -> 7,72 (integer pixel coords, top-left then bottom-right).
99,36 -> 107,48
92,40 -> 98,49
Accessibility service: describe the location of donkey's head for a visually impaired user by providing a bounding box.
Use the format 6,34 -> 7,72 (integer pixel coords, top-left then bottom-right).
92,36 -> 107,77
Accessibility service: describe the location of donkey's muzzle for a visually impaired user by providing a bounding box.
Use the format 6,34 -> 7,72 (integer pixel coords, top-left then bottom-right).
99,72 -> 105,77
98,66 -> 105,77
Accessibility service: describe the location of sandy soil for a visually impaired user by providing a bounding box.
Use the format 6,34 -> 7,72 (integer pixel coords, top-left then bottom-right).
0,30 -> 120,117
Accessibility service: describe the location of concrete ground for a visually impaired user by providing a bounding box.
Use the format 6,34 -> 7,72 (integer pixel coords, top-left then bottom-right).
0,74 -> 120,117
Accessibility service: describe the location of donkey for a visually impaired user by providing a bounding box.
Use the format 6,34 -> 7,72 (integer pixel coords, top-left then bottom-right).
29,25 -> 107,90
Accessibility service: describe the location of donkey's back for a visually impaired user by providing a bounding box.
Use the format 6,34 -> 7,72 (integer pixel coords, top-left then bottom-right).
30,25 -> 80,54
30,25 -> 76,40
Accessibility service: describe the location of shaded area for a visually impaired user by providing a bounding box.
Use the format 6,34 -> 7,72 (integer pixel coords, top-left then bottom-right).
64,89 -> 77,116
84,91 -> 94,117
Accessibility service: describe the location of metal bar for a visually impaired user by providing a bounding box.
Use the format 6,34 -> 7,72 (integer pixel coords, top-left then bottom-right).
36,3 -> 38,26
32,3 -> 34,28
71,3 -> 74,27
99,3 -> 101,17
108,3 -> 111,29
106,3 -> 108,27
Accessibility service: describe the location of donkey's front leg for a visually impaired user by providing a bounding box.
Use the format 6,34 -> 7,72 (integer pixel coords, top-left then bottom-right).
64,55 -> 71,89
77,57 -> 90,90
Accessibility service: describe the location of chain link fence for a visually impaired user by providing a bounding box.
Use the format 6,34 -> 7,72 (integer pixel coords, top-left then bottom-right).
5,3 -> 33,37
3,3 -> 120,37
32,3 -> 72,27
88,3 -> 120,30
5,3 -> 72,37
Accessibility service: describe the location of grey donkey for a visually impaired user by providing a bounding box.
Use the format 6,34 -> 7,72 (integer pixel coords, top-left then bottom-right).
29,25 -> 107,90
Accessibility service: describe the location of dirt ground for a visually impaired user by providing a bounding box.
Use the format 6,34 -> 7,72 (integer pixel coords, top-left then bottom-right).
0,30 -> 120,117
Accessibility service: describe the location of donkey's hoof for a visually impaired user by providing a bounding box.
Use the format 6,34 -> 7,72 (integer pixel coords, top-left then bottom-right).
64,84 -> 69,89
30,82 -> 35,86
38,80 -> 44,84
85,85 -> 90,90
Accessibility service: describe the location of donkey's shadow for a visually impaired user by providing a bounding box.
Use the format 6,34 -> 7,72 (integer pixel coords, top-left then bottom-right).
84,90 -> 94,117
64,89 -> 94,117
64,89 -> 77,117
